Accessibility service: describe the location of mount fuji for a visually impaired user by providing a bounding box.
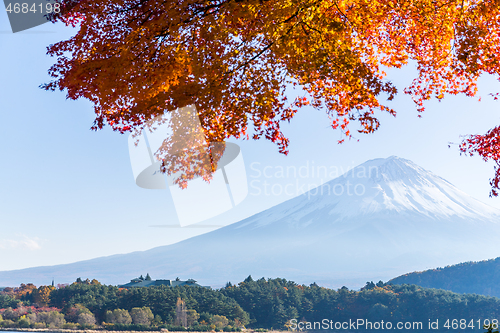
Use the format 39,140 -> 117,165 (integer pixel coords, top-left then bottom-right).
2,156 -> 500,288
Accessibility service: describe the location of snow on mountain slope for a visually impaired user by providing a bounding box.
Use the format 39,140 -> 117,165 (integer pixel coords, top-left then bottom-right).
1,156 -> 499,288
232,156 -> 499,231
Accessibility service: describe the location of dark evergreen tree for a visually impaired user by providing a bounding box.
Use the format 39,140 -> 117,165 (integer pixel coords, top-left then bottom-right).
243,275 -> 253,283
362,281 -> 376,290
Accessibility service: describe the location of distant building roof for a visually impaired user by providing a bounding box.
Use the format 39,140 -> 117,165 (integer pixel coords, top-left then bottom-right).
118,277 -> 209,289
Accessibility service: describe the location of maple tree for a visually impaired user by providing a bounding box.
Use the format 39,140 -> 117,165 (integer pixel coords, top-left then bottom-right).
15,284 -> 37,299
31,285 -> 56,307
44,0 -> 500,193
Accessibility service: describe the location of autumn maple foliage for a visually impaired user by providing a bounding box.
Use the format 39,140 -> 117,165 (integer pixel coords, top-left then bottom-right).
44,0 -> 500,193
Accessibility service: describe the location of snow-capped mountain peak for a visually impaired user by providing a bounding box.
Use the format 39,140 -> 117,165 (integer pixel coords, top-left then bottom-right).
341,156 -> 499,220
236,156 -> 499,230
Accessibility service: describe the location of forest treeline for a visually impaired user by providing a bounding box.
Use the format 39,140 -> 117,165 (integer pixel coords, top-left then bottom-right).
389,257 -> 500,298
0,276 -> 500,332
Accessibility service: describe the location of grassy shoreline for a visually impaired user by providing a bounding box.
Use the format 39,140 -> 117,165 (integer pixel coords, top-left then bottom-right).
0,329 -> 281,333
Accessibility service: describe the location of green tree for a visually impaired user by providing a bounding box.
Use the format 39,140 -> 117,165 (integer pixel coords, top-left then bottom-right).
211,315 -> 229,330
106,309 -> 132,325
0,320 -> 15,328
77,312 -> 96,327
186,309 -> 199,327
0,295 -> 19,308
17,317 -> 30,328
37,311 -> 66,328
130,307 -> 154,326
152,314 -> 163,326
362,281 -> 376,290
64,304 -> 93,323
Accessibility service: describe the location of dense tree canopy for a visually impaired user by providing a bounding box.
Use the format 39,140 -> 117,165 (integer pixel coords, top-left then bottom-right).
3,278 -> 500,331
45,0 -> 500,192
389,257 -> 500,298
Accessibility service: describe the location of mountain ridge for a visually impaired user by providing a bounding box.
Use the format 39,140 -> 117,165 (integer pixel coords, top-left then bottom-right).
388,257 -> 500,298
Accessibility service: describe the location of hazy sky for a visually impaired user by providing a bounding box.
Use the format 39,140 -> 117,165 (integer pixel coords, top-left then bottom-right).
1,11 -> 500,279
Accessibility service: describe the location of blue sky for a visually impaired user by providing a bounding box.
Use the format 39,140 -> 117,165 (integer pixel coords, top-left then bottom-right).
1,11 -> 500,279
